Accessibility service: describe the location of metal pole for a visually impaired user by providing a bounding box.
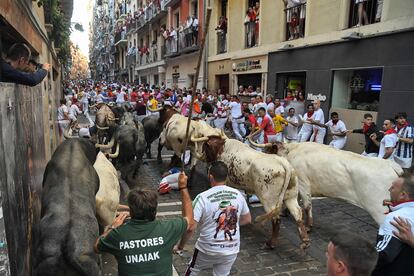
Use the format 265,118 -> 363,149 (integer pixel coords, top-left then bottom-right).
181,8 -> 212,170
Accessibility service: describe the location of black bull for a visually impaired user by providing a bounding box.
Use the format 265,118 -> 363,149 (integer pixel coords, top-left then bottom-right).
35,139 -> 101,276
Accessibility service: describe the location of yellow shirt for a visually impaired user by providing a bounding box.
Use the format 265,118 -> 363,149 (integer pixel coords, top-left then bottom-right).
272,115 -> 288,133
150,98 -> 158,109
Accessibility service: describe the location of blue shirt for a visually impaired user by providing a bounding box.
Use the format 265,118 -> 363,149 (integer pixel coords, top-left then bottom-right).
0,59 -> 47,86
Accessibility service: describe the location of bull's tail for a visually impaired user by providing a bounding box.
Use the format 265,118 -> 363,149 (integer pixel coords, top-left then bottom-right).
255,206 -> 281,223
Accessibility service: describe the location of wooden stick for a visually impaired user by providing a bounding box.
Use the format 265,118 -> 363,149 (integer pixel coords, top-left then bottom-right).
181,8 -> 212,170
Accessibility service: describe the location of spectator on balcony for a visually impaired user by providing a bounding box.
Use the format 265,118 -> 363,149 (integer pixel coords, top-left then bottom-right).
169,27 -> 178,53
355,0 -> 369,27
299,0 -> 307,37
254,1 -> 260,46
185,16 -> 194,48
282,0 -> 301,40
216,16 -> 227,53
375,0 -> 383,22
192,16 -> 199,46
244,7 -> 256,47
0,43 -> 50,86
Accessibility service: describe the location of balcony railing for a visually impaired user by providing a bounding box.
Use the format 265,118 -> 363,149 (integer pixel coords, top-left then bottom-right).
284,3 -> 306,41
135,2 -> 167,32
348,0 -> 382,28
217,31 -> 227,54
114,31 -> 127,44
165,28 -> 200,57
126,54 -> 137,66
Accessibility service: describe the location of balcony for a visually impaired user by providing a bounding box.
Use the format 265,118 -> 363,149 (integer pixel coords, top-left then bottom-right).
216,31 -> 227,54
127,54 -> 137,66
164,28 -> 200,58
348,0 -> 382,28
136,2 -> 168,32
163,0 -> 180,8
114,31 -> 127,46
284,3 -> 306,41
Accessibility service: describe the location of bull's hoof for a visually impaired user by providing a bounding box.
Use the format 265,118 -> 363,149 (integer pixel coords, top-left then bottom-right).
300,239 -> 311,250
264,240 -> 277,250
305,225 -> 313,233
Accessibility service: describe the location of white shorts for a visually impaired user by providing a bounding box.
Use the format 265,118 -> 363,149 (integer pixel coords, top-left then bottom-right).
185,248 -> 237,276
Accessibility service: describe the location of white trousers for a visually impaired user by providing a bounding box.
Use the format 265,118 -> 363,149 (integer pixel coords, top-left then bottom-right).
185,249 -> 237,276
231,118 -> 246,141
297,130 -> 312,142
159,173 -> 180,190
58,120 -> 70,140
329,138 -> 346,150
310,128 -> 326,144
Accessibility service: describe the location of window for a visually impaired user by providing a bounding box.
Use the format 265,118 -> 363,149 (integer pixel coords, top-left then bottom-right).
348,0 -> 382,28
332,68 -> 382,111
221,0 -> 228,17
283,0 -> 306,41
244,0 -> 259,48
191,0 -> 198,18
276,72 -> 306,99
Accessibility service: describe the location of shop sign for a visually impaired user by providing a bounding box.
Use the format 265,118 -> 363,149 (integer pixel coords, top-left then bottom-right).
172,73 -> 180,78
232,60 -> 262,72
307,93 -> 327,102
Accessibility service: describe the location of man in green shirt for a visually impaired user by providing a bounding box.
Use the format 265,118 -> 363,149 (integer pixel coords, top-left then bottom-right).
94,172 -> 194,276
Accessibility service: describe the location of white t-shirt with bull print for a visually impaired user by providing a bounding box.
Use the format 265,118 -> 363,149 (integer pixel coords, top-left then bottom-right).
193,185 -> 249,256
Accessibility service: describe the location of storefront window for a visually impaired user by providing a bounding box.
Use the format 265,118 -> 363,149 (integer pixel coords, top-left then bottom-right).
332,68 -> 382,111
275,72 -> 306,99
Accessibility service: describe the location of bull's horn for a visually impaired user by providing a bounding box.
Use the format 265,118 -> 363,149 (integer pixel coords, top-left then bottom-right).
190,136 -> 209,142
95,136 -> 115,149
220,129 -> 227,139
107,144 -> 120,158
96,125 -> 109,130
63,125 -> 73,139
148,107 -> 163,112
247,137 -> 272,148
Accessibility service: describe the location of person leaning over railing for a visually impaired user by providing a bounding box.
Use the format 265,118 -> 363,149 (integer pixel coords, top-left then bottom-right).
0,43 -> 50,86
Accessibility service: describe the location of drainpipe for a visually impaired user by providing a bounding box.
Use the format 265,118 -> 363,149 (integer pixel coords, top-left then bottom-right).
202,0 -> 208,89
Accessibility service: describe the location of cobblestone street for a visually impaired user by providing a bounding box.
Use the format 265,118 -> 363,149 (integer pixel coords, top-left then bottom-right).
102,154 -> 379,276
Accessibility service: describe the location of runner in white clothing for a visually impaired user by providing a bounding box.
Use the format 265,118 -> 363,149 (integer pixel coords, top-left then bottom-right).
297,104 -> 314,142
371,119 -> 399,160
325,112 -> 347,149
308,100 -> 326,143
176,161 -> 251,276
226,96 -> 246,141
285,107 -> 299,143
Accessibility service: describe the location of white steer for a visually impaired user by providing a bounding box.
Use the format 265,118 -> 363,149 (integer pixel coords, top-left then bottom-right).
93,152 -> 120,226
250,140 -> 403,227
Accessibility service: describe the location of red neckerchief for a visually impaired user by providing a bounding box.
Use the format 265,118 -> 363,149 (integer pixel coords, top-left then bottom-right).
396,121 -> 409,130
307,111 -> 314,118
362,123 -> 371,134
332,120 -> 339,126
385,128 -> 397,135
391,200 -> 414,208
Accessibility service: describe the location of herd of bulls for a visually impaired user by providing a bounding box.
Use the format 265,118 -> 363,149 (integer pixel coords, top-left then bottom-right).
34,103 -> 403,275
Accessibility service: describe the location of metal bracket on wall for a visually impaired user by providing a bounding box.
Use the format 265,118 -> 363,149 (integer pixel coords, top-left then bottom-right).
7,99 -> 13,111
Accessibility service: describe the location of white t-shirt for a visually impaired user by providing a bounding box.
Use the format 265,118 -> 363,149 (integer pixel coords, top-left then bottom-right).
325,120 -> 347,140
267,102 -> 275,111
378,133 -> 398,160
285,115 -> 299,140
312,108 -> 325,131
229,101 -> 242,118
116,91 -> 126,103
300,112 -> 314,133
254,102 -> 267,114
193,185 -> 250,256
57,105 -> 68,121
275,105 -> 285,115
69,104 -> 81,118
